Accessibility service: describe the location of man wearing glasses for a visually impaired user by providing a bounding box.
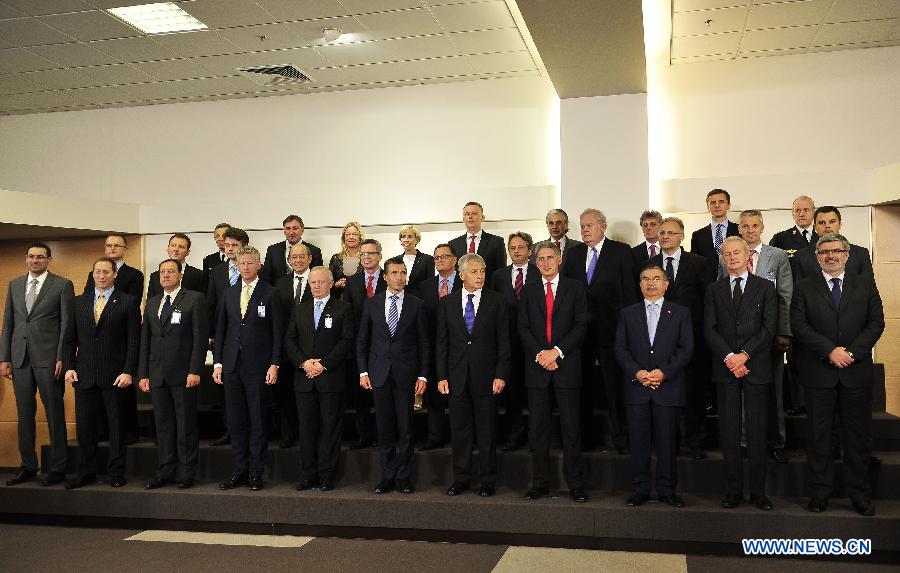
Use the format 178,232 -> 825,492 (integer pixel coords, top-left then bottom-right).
793,206 -> 873,280
791,234 -> 883,516
82,235 -> 144,299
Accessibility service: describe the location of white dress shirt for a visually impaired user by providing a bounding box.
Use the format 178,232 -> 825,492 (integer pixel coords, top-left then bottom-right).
541,274 -> 565,359
510,264 -> 529,288
584,237 -> 606,274
461,287 -> 483,315
25,270 -> 49,297
822,270 -> 846,292
465,229 -> 483,253
403,253 -> 417,276
293,269 -> 311,301
661,247 -> 682,278
158,286 -> 181,318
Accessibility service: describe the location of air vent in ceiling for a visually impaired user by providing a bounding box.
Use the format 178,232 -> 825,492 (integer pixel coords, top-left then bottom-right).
237,65 -> 313,87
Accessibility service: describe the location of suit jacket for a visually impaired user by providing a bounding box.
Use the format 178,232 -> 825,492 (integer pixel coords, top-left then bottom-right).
284,297 -> 354,393
343,269 -> 387,332
138,289 -> 208,387
274,272 -> 312,327
147,264 -> 206,300
356,291 -> 429,389
64,289 -> 140,389
83,263 -> 144,299
704,274 -> 777,385
517,276 -> 588,389
530,236 -> 583,265
717,245 -> 793,336
794,243 -> 873,281
448,230 -> 507,280
561,239 -> 637,347
491,263 -> 540,352
260,240 -> 324,285
203,251 -> 227,272
421,273 -> 462,373
1,272 -> 75,368
631,241 -> 661,269
386,250 -> 435,299
790,274 -> 884,388
206,261 -> 234,334
649,249 -> 714,333
770,226 -> 817,258
690,221 -> 739,261
213,280 -> 282,375
614,299 -> 694,407
435,288 -> 511,395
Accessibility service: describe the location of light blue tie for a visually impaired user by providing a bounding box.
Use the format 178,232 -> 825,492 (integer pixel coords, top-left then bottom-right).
388,294 -> 399,336
229,264 -> 238,286
314,300 -> 324,329
586,246 -> 598,284
714,224 -> 724,255
647,302 -> 659,345
464,293 -> 476,335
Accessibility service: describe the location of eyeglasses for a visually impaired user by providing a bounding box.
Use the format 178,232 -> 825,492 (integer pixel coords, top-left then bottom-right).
640,276 -> 666,283
434,254 -> 455,261
104,243 -> 126,249
658,231 -> 683,237
360,251 -> 380,257
816,249 -> 849,256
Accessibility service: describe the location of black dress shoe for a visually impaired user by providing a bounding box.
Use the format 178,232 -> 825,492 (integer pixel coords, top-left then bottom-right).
349,439 -> 373,450
419,440 -> 444,451
65,474 -> 96,490
657,494 -> 685,507
6,468 -> 37,486
690,446 -> 707,460
373,479 -> 395,494
248,476 -> 263,491
319,478 -> 335,491
851,498 -> 875,517
295,479 -> 320,491
750,495 -> 774,510
807,498 -> 827,513
110,476 -> 127,488
479,484 -> 495,497
41,472 -> 65,486
177,480 -> 194,489
145,477 -> 171,489
786,406 -> 806,416
720,494 -> 743,509
615,445 -> 630,455
218,474 -> 249,490
769,449 -> 789,463
396,478 -> 415,494
210,435 -> 231,447
524,486 -> 549,500
570,489 -> 589,502
279,439 -> 295,449
627,492 -> 650,506
447,482 -> 471,496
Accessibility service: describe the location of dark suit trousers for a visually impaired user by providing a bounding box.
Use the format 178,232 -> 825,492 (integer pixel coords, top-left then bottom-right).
449,378 -> 497,485
786,343 -> 805,409
682,343 -> 710,448
117,383 -> 139,443
627,402 -> 680,496
75,386 -> 126,478
424,373 -> 450,444
295,388 -> 344,481
580,344 -> 627,449
13,360 -> 67,473
151,383 -> 199,483
275,361 -> 299,440
805,385 -> 872,501
347,358 -> 374,443
224,358 -> 269,478
372,374 -> 415,480
501,346 -> 528,442
529,384 -> 584,490
717,381 -> 768,497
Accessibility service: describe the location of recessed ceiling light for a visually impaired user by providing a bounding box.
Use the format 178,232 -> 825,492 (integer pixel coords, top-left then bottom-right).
107,2 -> 207,35
323,27 -> 343,42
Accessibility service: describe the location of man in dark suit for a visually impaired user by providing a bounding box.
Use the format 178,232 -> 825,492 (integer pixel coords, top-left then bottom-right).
63,257 -> 140,489
343,238 -> 387,449
561,208 -> 636,453
615,265 -> 693,507
791,233 -> 884,516
213,246 -> 282,491
519,241 -> 589,502
284,266 -> 355,491
147,233 -> 207,299
357,259 -> 429,494
82,234 -> 144,299
419,243 -> 461,451
651,217 -> 715,460
260,215 -> 324,285
437,254 -> 510,497
793,206 -> 873,280
631,210 -> 663,269
690,189 -> 739,261
1,242 -> 75,486
705,236 -> 777,510
491,232 -> 539,451
535,208 -> 583,264
138,259 -> 208,489
386,225 -> 435,299
203,223 -> 231,272
448,201 -> 507,280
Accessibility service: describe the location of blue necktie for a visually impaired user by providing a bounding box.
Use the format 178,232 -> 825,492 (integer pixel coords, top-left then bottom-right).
464,293 -> 475,335
229,264 -> 238,286
714,224 -> 724,255
647,302 -> 659,345
830,277 -> 841,307
160,294 -> 172,323
314,300 -> 324,329
388,295 -> 399,336
586,246 -> 598,284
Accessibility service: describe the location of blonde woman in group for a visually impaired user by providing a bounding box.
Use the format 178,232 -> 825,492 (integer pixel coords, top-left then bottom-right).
328,222 -> 364,298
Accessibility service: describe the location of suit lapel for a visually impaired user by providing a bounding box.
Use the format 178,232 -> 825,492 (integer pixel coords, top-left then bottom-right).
95,291 -> 117,331
30,273 -> 54,312
313,298 -> 330,333
837,275 -> 853,313
815,277 -> 838,311
163,291 -> 187,331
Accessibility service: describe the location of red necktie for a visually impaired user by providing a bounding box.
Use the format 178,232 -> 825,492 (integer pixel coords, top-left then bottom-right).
468,235 -> 476,254
649,244 -> 657,257
554,239 -> 561,249
545,281 -> 554,343
366,274 -> 375,298
747,251 -> 757,274
438,277 -> 449,298
514,268 -> 523,300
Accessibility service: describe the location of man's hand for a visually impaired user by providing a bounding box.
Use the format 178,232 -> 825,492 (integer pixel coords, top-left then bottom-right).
360,374 -> 372,390
0,361 -> 12,377
775,335 -> 791,353
829,347 -> 854,368
492,378 -> 505,395
54,360 -> 63,379
537,348 -> 560,368
545,361 -> 559,371
302,359 -> 324,378
647,369 -> 666,387
138,378 -> 150,392
438,380 -> 449,395
114,373 -> 132,388
265,365 -> 278,385
415,379 -> 426,396
65,370 -> 78,385
725,352 -> 748,372
635,370 -> 651,386
212,366 -> 223,385
732,365 -> 750,378
186,374 -> 200,388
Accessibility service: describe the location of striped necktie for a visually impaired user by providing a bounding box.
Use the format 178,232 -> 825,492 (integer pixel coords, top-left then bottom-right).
94,292 -> 106,324
388,295 -> 399,336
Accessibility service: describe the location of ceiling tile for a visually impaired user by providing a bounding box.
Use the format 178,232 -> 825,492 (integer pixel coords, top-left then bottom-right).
152,30 -> 243,58
72,83 -> 146,104
809,40 -> 883,52
219,18 -> 365,51
0,3 -> 26,19
1,88 -> 89,110
0,47 -> 60,73
674,0 -> 750,12
429,1 -> 515,32
344,54 -> 470,83
20,67 -> 101,89
814,18 -> 899,45
2,0 -> 95,16
180,0 -> 278,29
450,28 -> 526,54
90,36 -> 179,62
355,8 -> 442,39
142,77 -> 243,100
253,0 -> 349,21
747,0 -> 833,30
739,46 -> 809,58
341,0 -> 424,13
670,31 -> 741,57
315,39 -> 397,65
39,9 -> 140,42
739,25 -> 817,51
196,47 -> 330,75
826,0 -> 900,24
0,72 -> 40,95
80,62 -> 155,84
889,19 -> 900,39
226,75 -> 310,92
0,17 -> 75,47
672,5 -> 750,37
132,58 -> 215,81
303,66 -> 352,85
671,53 -> 734,64
465,50 -> 536,74
0,37 -> 14,48
383,33 -> 460,59
29,41 -> 121,66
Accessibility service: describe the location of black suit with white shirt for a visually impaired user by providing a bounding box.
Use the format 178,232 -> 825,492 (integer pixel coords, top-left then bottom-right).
420,273 -> 462,445
148,264 -> 207,300
203,251 -> 227,272
690,221 -> 739,262
449,230 -> 507,281
387,250 -> 435,299
272,272 -> 313,443
260,240 -> 324,285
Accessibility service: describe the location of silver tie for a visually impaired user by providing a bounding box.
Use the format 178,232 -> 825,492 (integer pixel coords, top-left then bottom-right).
25,278 -> 38,314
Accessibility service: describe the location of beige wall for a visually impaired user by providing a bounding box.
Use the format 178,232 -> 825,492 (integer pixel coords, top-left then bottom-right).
874,206 -> 900,415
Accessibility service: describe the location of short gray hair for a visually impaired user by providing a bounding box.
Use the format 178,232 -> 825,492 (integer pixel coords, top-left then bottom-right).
740,209 -> 764,220
309,265 -> 333,282
237,245 -> 261,261
721,236 -> 749,252
816,233 -> 850,252
580,208 -> 607,224
660,216 -> 684,231
533,240 -> 560,257
545,208 -> 569,225
458,253 -> 485,273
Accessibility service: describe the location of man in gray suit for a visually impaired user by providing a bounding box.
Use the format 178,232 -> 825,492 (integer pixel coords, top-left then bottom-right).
534,209 -> 583,264
1,242 -> 75,486
719,210 -> 793,462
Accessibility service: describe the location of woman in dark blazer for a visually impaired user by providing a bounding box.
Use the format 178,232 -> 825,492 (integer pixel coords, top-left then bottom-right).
328,221 -> 364,298
387,225 -> 435,299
